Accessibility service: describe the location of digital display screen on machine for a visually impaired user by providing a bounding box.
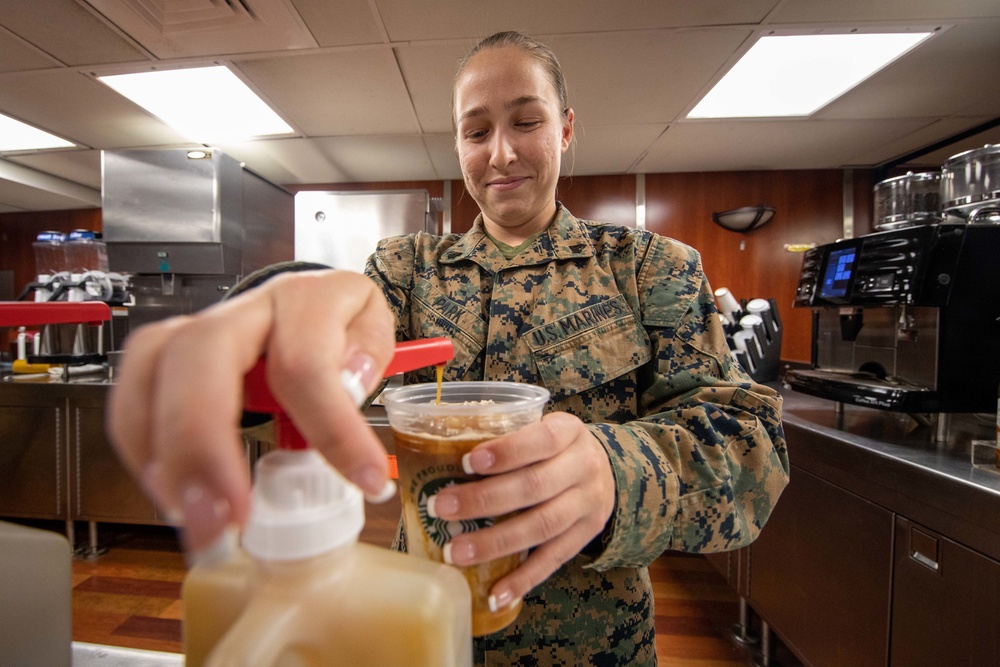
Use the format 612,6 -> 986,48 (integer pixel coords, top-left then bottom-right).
819,247 -> 857,299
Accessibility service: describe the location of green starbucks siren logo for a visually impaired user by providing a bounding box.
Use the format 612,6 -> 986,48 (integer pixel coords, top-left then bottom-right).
418,477 -> 493,548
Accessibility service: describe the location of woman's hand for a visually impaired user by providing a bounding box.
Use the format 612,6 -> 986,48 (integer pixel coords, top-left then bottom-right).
427,411 -> 616,611
106,270 -> 396,554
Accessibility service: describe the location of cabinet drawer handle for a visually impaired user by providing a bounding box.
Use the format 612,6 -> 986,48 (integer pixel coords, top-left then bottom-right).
908,525 -> 940,573
910,549 -> 939,572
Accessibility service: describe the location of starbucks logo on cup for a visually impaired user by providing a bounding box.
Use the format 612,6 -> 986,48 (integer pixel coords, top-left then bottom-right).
418,477 -> 493,548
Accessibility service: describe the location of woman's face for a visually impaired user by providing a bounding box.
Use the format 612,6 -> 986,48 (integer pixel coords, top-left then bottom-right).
454,46 -> 574,243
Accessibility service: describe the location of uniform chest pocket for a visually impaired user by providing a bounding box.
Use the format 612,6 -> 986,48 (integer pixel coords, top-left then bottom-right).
526,295 -> 651,402
411,280 -> 486,379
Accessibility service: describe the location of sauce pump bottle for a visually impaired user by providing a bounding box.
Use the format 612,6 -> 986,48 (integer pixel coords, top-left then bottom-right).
183,338 -> 472,667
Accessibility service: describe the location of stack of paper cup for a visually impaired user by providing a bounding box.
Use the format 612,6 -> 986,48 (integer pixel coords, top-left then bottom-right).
714,287 -> 741,325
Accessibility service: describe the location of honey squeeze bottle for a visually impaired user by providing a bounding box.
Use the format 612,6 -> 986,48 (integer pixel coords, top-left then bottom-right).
183,338 -> 472,667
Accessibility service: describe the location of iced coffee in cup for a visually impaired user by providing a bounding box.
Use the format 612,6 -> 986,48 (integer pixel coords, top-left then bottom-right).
381,381 -> 549,636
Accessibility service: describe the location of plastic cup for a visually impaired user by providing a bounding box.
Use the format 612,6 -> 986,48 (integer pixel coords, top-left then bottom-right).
381,381 -> 549,636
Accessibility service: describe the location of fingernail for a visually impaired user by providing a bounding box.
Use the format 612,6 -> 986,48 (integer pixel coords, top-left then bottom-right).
462,449 -> 494,474
352,465 -> 395,502
426,493 -> 458,519
187,524 -> 239,569
443,540 -> 475,565
340,353 -> 377,406
179,483 -> 232,553
488,589 -> 519,613
365,479 -> 397,504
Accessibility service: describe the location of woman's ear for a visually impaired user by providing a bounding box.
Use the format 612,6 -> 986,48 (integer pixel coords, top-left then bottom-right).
561,108 -> 575,152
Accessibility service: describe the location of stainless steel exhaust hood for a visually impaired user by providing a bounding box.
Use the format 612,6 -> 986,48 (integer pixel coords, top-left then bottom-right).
101,148 -> 293,277
101,148 -> 293,333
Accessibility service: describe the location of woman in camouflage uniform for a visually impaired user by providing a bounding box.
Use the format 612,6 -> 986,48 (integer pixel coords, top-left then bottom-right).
110,31 -> 789,667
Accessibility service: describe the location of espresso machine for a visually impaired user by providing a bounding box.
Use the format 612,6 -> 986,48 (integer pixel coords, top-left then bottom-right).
785,221 -> 1000,414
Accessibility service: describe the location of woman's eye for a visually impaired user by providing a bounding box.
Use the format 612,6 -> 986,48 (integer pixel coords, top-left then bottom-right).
516,120 -> 542,129
465,129 -> 488,140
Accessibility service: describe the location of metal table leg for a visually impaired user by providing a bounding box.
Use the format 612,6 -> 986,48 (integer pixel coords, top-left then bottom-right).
753,620 -> 781,667
81,521 -> 107,560
731,596 -> 759,646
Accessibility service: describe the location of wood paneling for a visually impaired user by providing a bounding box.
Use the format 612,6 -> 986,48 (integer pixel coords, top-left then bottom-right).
852,169 -> 878,237
558,174 -> 637,228
645,171 -> 847,362
450,179 -> 480,235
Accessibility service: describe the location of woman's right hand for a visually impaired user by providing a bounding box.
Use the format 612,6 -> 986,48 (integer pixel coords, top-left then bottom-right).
106,269 -> 397,554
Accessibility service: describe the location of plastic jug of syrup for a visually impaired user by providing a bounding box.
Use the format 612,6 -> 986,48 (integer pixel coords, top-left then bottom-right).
183,339 -> 472,667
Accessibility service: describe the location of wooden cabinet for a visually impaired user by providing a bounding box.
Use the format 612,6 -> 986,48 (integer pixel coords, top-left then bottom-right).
70,400 -> 158,523
748,465 -> 894,667
0,398 -> 65,520
0,385 -> 161,533
890,517 -> 1000,667
743,406 -> 1000,667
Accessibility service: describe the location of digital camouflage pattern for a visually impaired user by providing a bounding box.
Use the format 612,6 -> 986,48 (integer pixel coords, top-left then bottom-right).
366,204 -> 789,667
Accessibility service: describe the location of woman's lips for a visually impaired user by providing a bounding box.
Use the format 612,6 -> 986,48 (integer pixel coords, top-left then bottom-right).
487,176 -> 528,191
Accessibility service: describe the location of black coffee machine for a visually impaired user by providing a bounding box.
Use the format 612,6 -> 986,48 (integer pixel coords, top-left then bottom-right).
785,222 -> 1000,413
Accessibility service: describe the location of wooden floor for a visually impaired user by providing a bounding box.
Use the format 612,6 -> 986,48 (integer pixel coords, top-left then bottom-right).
62,498 -> 799,666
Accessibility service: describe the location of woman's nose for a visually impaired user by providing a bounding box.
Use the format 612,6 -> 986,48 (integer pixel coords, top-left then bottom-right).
488,130 -> 517,167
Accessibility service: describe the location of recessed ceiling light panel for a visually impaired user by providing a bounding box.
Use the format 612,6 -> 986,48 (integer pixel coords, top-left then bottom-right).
688,31 -> 935,119
0,114 -> 75,152
98,66 -> 295,142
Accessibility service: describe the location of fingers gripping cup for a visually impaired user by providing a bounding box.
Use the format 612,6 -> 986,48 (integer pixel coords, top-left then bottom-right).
381,382 -> 550,636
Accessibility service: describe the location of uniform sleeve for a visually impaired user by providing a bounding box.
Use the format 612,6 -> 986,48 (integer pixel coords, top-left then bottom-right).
585,235 -> 789,570
363,234 -> 415,342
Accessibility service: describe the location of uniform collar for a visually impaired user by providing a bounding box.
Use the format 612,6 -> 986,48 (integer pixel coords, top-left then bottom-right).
440,203 -> 595,267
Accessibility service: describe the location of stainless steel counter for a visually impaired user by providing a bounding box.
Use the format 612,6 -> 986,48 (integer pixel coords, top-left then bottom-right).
776,385 -> 1000,561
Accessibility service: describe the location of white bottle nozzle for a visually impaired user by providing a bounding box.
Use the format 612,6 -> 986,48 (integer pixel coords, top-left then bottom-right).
242,450 -> 364,561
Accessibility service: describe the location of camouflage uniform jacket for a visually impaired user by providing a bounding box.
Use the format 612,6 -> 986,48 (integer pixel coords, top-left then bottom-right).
365,204 -> 789,667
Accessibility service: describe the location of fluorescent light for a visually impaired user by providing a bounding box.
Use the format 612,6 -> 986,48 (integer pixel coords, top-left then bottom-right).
0,114 -> 75,151
99,66 -> 294,142
688,32 -> 933,119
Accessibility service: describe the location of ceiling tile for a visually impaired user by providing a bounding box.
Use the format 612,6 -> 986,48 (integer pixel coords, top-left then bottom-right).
769,0 -> 1000,23
547,30 -> 753,125
422,133 -> 462,180
0,0 -> 148,65
312,135 -> 436,181
565,123 -> 666,175
844,117 -> 996,167
0,69 -> 190,147
235,50 -> 418,136
288,0 -> 384,47
215,138 -> 350,185
375,0 -> 778,42
896,124 -> 1000,168
0,27 -> 60,73
395,42 -> 471,133
85,0 -> 318,59
5,148 -> 102,187
399,30 -> 754,132
0,177 -> 96,210
637,118 -> 933,172
817,20 -> 1000,120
